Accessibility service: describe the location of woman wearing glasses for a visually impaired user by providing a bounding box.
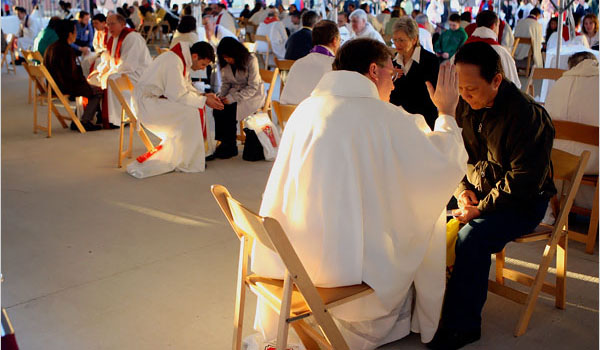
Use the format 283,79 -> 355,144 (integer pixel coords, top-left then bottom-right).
389,17 -> 440,129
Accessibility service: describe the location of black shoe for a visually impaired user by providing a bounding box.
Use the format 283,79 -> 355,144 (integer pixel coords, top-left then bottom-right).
82,122 -> 102,131
426,328 -> 481,350
205,154 -> 216,161
214,145 -> 238,159
70,121 -> 78,131
108,123 -> 120,129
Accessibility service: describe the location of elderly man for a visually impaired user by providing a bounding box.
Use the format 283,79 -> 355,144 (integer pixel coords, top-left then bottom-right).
280,20 -> 340,105
15,6 -> 42,49
284,10 -> 319,60
256,8 -> 288,59
211,2 -> 236,35
465,10 -> 521,88
415,14 -> 434,53
349,9 -> 385,43
428,42 -> 556,350
127,41 -> 224,178
89,13 -> 151,128
203,14 -> 236,47
71,11 -> 93,56
514,7 -> 543,69
253,38 -> 468,349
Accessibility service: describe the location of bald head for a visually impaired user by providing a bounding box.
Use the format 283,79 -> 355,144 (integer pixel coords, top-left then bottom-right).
107,13 -> 127,37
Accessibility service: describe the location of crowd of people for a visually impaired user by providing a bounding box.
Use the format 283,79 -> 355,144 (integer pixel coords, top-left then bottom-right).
1,0 -> 599,349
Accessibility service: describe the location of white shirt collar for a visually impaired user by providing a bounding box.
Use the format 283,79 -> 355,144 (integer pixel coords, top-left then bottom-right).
393,46 -> 421,66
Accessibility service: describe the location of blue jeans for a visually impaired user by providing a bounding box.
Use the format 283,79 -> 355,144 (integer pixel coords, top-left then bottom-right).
441,199 -> 548,331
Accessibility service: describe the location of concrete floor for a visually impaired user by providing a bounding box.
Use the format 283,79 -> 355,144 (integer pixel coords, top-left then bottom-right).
1,66 -> 598,350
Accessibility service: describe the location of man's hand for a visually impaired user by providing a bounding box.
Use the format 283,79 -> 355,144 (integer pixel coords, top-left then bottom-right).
452,206 -> 481,224
81,46 -> 90,55
425,61 -> 459,116
457,189 -> 479,209
205,93 -> 224,110
220,96 -> 231,104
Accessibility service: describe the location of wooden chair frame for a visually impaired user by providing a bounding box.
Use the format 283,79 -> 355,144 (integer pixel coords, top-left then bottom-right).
273,57 -> 295,94
107,75 -> 156,168
271,100 -> 297,132
526,67 -> 566,102
514,37 -> 534,77
489,148 -> 590,337
2,34 -> 17,74
27,64 -> 87,136
254,34 -> 272,69
211,184 -> 374,350
553,120 -> 599,254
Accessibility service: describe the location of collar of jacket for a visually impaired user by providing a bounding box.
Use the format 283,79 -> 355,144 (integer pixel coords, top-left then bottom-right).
311,70 -> 379,99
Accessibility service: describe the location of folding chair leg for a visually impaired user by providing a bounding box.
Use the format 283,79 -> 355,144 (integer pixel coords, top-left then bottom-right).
495,249 -> 505,284
276,271 -> 293,350
33,88 -> 38,133
232,236 -> 251,350
291,321 -> 321,350
585,182 -> 599,254
47,85 -> 52,138
128,118 -> 134,159
118,110 -> 126,168
555,234 -> 567,309
28,77 -> 32,104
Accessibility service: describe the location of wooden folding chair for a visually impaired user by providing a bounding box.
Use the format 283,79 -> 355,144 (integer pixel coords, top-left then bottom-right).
489,148 -> 590,336
510,37 -> 520,57
271,100 -> 297,132
245,22 -> 258,42
553,120 -> 599,254
514,37 -> 534,76
107,75 -> 156,168
525,67 -> 566,103
2,34 -> 17,74
254,34 -> 272,69
273,57 -> 295,94
27,64 -> 86,136
211,184 -> 374,350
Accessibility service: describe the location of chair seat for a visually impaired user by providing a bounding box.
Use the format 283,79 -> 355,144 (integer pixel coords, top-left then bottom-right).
581,174 -> 598,186
246,274 -> 373,316
514,224 -> 553,243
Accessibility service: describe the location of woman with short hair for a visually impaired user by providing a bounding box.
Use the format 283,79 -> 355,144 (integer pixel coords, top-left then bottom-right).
582,13 -> 599,49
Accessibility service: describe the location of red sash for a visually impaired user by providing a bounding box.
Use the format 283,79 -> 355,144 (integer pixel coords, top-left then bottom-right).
107,27 -> 134,64
418,23 -> 427,29
264,17 -> 278,24
216,13 -> 223,25
465,35 -> 499,46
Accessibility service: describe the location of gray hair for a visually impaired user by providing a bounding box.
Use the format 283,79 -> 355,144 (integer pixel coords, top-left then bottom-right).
267,8 -> 279,18
415,13 -> 429,25
568,51 -> 598,69
349,9 -> 367,21
392,16 -> 419,41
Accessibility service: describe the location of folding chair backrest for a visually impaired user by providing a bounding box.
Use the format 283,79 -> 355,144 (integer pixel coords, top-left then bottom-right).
259,67 -> 278,112
511,37 -> 521,57
526,67 -> 565,98
274,57 -> 295,90
271,100 -> 297,131
553,120 -> 599,146
108,74 -> 136,118
551,148 -> 590,229
28,64 -> 70,104
33,51 -> 43,62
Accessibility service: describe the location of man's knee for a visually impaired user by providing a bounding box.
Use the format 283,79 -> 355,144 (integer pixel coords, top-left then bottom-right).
455,221 -> 491,256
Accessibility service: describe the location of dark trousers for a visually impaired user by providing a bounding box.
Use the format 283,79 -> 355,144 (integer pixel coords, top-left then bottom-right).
81,86 -> 103,124
74,40 -> 91,56
441,198 -> 548,331
213,102 -> 238,150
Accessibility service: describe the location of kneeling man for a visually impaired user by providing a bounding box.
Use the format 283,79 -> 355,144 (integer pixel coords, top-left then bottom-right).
252,38 -> 468,349
127,42 -> 224,178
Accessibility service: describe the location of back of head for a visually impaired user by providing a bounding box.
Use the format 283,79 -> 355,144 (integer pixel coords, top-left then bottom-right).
333,38 -> 391,75
177,15 -> 197,33
190,41 -> 215,62
530,7 -> 541,17
48,16 -> 62,30
301,10 -> 319,28
312,20 -> 339,46
92,13 -> 106,23
55,19 -> 76,42
15,6 -> 26,14
461,11 -> 472,22
476,10 -> 498,29
217,37 -> 251,69
455,41 -> 504,83
449,13 -> 461,23
183,5 -> 192,15
415,13 -> 428,25
349,9 -> 367,21
267,8 -> 279,18
568,51 -> 598,69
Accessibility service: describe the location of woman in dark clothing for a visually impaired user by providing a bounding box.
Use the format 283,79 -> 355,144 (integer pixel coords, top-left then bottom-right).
389,16 -> 440,129
44,19 -> 102,131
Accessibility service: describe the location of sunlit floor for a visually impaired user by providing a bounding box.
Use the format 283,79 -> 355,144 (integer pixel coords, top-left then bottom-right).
2,66 -> 598,350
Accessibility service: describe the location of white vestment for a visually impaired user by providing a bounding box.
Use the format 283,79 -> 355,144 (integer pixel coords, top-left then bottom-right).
256,20 -> 288,59
253,70 -> 468,349
127,43 -> 208,178
419,27 -> 434,53
102,31 -> 152,126
351,22 -> 385,43
82,29 -> 108,76
546,31 -> 590,51
501,23 -> 515,52
250,8 -> 269,25
282,15 -> 300,35
18,15 -> 42,49
206,24 -> 236,48
471,27 -> 521,88
214,10 -> 236,36
426,0 -> 444,26
170,30 -> 199,48
279,51 -> 334,105
514,17 -> 543,67
339,24 -> 353,44
368,13 -> 383,33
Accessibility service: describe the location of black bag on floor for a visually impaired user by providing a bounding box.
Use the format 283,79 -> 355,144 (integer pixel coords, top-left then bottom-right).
242,128 -> 265,161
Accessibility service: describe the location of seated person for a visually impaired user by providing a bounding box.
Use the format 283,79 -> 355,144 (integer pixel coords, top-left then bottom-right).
33,16 -> 61,56
415,14 -> 434,53
547,13 -> 591,50
211,38 -> 265,159
282,9 -> 301,35
390,16 -> 440,129
280,20 -> 339,105
15,6 -> 43,50
256,8 -> 288,60
349,9 -> 385,43
545,52 -> 599,210
81,13 -> 108,75
71,11 -> 94,56
171,15 -> 200,48
253,38 -> 468,350
127,41 -> 224,179
44,20 -> 103,131
514,8 -> 543,68
582,14 -> 599,50
428,42 -> 556,349
434,13 -> 467,60
203,14 -> 236,48
284,10 -> 319,60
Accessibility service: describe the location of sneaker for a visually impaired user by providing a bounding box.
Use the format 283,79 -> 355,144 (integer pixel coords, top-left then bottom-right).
426,328 -> 481,350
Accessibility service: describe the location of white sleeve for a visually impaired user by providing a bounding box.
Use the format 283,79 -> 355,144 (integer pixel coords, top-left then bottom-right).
163,55 -> 207,108
116,34 -> 150,80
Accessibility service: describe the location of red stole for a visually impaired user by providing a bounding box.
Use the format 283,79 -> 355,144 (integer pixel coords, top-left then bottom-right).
107,27 -> 134,64
216,12 -> 223,25
264,17 -> 278,24
465,35 -> 499,45
418,23 -> 427,30
562,25 -> 582,41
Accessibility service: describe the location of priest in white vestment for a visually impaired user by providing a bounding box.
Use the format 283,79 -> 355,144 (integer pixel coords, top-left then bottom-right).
127,42 -> 225,178
349,9 -> 385,43
465,11 -> 521,88
203,14 -> 237,48
416,14 -> 435,53
256,9 -> 288,60
82,14 -> 108,76
89,14 -> 152,127
280,20 -> 340,105
211,3 -> 237,36
15,6 -> 43,49
514,8 -> 543,68
252,38 -> 468,349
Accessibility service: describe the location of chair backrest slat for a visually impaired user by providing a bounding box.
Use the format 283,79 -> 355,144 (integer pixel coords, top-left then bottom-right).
260,67 -> 279,112
272,101 -> 297,130
553,120 -> 599,146
551,148 -> 590,227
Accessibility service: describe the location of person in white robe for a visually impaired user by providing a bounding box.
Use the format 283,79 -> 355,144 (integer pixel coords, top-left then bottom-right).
203,14 -> 237,48
546,25 -> 591,50
545,54 -> 598,210
170,15 -> 200,48
349,9 -> 385,43
280,20 -> 340,105
252,38 -> 468,350
466,11 -> 521,88
89,14 -> 152,127
127,41 -> 225,178
211,3 -> 237,36
82,13 -> 108,76
15,6 -> 42,49
416,14 -> 435,53
282,10 -> 301,35
249,6 -> 269,26
514,8 -> 543,68
255,9 -> 288,60
427,0 -> 445,28
361,3 -> 383,32
129,3 -> 143,30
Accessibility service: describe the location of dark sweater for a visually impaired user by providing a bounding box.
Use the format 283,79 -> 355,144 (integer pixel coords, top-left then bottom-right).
44,40 -> 93,97
284,27 -> 312,60
389,48 -> 440,129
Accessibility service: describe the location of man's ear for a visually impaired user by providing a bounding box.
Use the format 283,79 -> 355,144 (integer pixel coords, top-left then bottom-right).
368,62 -> 378,82
492,73 -> 502,89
